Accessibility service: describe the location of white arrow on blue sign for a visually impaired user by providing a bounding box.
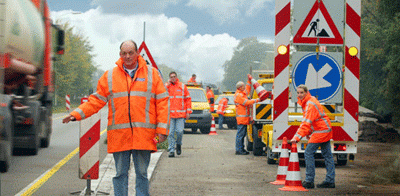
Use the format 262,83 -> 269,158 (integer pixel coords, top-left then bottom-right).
292,52 -> 342,103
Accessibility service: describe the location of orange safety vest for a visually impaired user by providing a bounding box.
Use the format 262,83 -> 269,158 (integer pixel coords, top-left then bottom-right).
206,89 -> 215,112
70,56 -> 169,153
217,97 -> 228,115
293,92 -> 332,143
166,79 -> 192,118
234,85 -> 255,125
187,77 -> 197,85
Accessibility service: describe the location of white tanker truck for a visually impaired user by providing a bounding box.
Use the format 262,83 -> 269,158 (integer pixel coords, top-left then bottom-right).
0,0 -> 64,172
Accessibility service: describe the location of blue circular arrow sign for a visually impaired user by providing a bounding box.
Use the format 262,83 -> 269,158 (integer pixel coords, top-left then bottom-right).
292,53 -> 342,102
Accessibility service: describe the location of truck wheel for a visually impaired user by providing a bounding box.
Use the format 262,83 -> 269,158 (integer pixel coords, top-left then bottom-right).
40,106 -> 52,148
246,136 -> 253,151
252,128 -> 264,156
191,128 -> 197,133
27,101 -> 40,155
200,127 -> 210,134
228,123 -> 237,129
267,147 -> 276,164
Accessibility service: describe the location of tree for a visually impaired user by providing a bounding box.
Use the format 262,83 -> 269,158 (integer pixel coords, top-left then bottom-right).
222,37 -> 274,91
53,22 -> 97,105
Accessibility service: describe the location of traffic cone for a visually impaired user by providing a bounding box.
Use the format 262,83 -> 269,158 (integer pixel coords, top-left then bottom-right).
270,137 -> 290,185
209,116 -> 218,135
248,74 -> 271,102
279,142 -> 308,192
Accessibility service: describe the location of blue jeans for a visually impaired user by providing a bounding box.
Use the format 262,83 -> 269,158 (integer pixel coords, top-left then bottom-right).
218,114 -> 224,129
168,118 -> 184,152
304,141 -> 335,183
113,150 -> 151,196
235,124 -> 247,152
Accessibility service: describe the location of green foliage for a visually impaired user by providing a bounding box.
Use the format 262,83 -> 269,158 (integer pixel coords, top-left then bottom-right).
53,22 -> 97,105
361,0 -> 400,126
222,37 -> 274,91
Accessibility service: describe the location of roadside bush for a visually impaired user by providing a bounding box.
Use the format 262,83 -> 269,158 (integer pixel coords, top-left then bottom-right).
368,145 -> 400,184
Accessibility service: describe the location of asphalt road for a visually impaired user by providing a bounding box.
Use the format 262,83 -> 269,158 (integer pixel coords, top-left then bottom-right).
0,108 -> 109,196
150,127 -> 400,196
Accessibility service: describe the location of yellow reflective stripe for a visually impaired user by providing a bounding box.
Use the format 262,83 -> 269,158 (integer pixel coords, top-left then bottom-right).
108,122 -> 157,130
92,92 -> 107,102
74,108 -> 85,120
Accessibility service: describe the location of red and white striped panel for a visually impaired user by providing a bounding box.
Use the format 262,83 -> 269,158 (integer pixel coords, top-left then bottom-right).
273,0 -> 291,141
79,112 -> 101,179
344,0 -> 361,142
66,94 -> 70,111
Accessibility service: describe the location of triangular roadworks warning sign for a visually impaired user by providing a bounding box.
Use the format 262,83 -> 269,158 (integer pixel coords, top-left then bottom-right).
293,0 -> 343,45
138,41 -> 159,70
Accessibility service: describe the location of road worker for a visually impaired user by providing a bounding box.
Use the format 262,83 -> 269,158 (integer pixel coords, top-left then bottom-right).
187,74 -> 197,85
206,85 -> 215,113
290,84 -> 335,189
63,40 -> 169,196
217,97 -> 228,129
166,71 -> 192,157
234,80 -> 259,155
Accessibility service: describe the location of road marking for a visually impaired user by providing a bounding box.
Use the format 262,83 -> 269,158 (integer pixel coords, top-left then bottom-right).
16,128 -> 108,196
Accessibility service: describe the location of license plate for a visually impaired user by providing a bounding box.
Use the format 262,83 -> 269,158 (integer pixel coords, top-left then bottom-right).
185,119 -> 197,123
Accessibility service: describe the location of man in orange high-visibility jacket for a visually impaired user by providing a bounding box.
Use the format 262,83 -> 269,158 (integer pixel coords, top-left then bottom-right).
234,81 -> 259,155
217,97 -> 228,129
62,40 -> 169,196
166,71 -> 192,157
206,86 -> 215,112
290,85 -> 335,189
187,74 -> 197,85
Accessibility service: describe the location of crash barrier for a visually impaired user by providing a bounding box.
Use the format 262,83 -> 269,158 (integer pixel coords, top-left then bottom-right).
209,116 -> 218,135
270,137 -> 289,185
278,142 -> 308,192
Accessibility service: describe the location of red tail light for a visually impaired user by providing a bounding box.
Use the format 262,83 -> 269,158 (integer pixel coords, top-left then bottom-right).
334,144 -> 346,151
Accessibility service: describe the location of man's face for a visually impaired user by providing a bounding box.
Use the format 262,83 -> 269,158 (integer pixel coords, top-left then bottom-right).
193,76 -> 196,80
297,87 -> 306,100
169,74 -> 177,83
119,42 -> 138,67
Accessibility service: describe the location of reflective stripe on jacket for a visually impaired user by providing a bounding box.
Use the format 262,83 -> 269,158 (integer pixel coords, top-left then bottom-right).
234,85 -> 255,125
166,79 -> 192,118
293,92 -> 332,143
217,97 -> 228,115
70,56 -> 169,153
206,89 -> 215,112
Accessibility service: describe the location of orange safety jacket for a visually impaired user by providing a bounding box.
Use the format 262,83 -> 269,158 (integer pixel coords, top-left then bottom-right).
70,56 -> 169,153
234,82 -> 255,125
166,79 -> 192,119
293,92 -> 332,143
206,89 -> 215,112
217,97 -> 228,115
187,77 -> 197,85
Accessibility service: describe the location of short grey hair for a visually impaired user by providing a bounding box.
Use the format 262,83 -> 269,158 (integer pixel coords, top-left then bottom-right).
236,81 -> 245,89
297,84 -> 308,93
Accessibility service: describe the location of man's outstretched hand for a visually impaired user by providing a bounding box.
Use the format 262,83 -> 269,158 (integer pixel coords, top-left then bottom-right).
62,115 -> 75,124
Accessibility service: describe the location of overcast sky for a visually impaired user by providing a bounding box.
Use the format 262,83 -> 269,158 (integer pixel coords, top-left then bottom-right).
48,0 -> 275,83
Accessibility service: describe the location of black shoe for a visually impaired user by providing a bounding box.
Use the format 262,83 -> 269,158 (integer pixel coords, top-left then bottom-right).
168,152 -> 175,157
317,181 -> 335,188
302,181 -> 315,189
176,144 -> 181,155
235,151 -> 249,155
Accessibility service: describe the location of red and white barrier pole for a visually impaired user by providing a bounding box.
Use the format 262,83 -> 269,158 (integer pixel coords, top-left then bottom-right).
79,112 -> 101,195
66,94 -> 70,112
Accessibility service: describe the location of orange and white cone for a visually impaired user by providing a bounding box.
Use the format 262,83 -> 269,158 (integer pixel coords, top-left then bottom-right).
279,142 -> 308,192
209,116 -> 218,135
270,137 -> 290,185
248,74 -> 271,102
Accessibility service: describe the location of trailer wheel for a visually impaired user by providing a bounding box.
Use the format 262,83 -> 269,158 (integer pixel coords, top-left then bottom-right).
40,105 -> 52,148
27,101 -> 40,155
267,147 -> 276,164
0,161 -> 8,173
191,128 -> 197,133
337,160 -> 347,166
246,136 -> 253,151
200,127 -> 210,134
252,127 -> 264,156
